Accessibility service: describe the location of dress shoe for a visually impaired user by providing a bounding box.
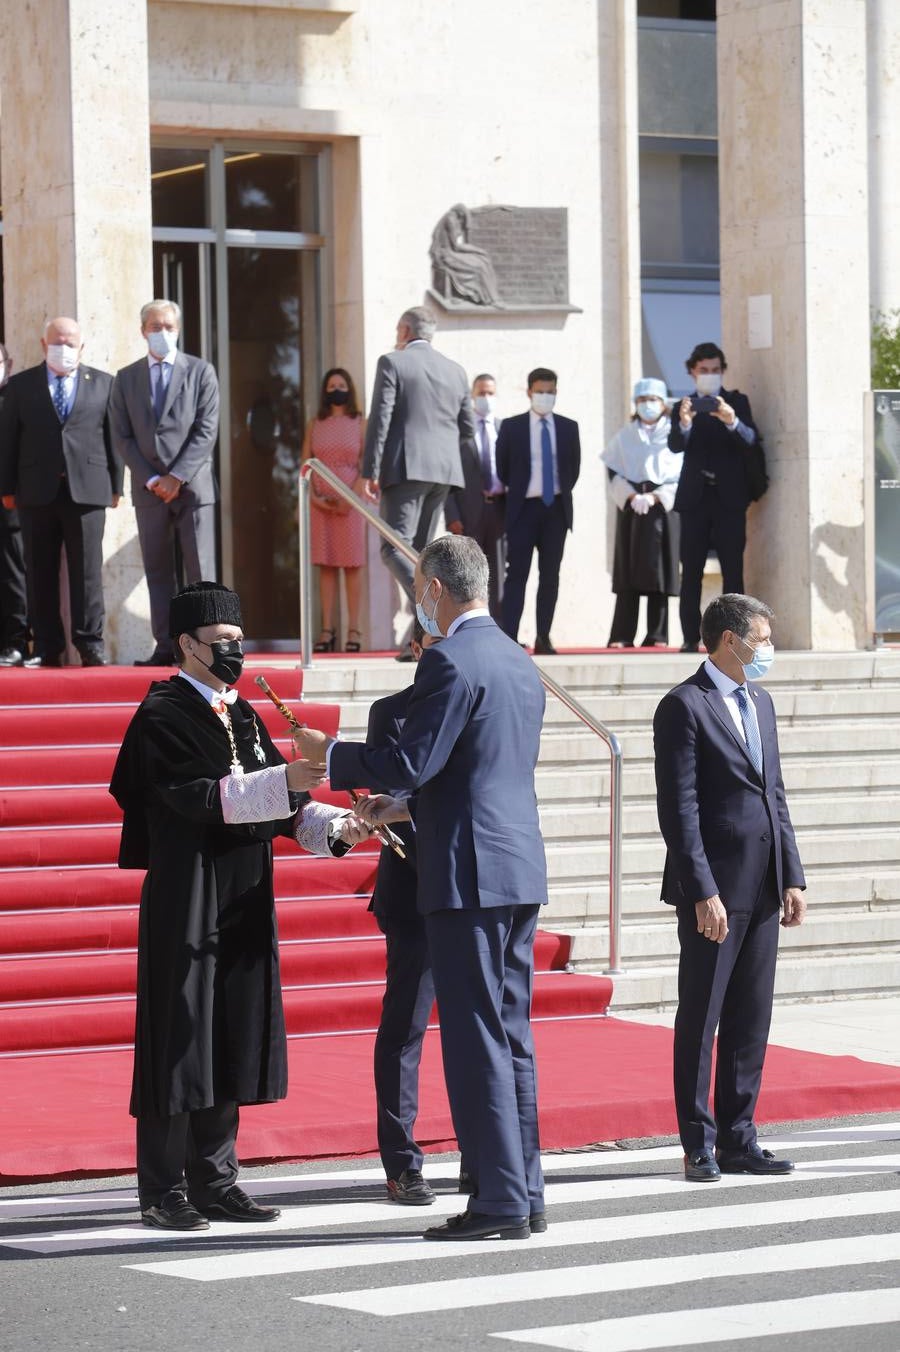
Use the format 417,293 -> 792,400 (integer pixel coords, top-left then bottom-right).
529,1210 -> 548,1234
684,1149 -> 721,1182
424,1209 -> 530,1241
195,1184 -> 281,1222
78,647 -> 109,667
141,1190 -> 209,1231
0,645 -> 25,667
134,649 -> 175,666
533,634 -> 557,656
716,1144 -> 794,1175
386,1168 -> 435,1206
680,641 -> 700,653
22,654 -> 62,669
458,1165 -> 475,1195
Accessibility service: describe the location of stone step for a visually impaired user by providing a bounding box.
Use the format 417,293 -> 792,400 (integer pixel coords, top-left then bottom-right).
603,950 -> 900,1013
563,908 -> 900,968
536,757 -> 900,803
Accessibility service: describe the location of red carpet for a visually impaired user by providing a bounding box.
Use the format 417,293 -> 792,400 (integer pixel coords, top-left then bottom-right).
3,1018 -> 900,1181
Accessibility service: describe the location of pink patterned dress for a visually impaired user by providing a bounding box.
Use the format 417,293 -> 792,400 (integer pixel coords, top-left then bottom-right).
308,414 -> 366,567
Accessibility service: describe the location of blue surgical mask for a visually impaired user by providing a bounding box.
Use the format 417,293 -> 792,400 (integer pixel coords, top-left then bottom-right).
415,583 -> 443,640
147,329 -> 179,360
740,642 -> 775,681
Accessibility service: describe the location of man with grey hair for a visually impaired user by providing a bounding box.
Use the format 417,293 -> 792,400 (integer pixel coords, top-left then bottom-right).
0,317 -> 119,667
362,306 -> 476,658
293,534 -> 549,1240
654,593 -> 806,1184
111,300 -> 219,665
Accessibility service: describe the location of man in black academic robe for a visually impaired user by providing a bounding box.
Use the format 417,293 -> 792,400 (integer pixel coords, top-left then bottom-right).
110,581 -> 366,1230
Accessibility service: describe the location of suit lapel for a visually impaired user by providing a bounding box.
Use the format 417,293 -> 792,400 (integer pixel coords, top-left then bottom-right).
750,683 -> 776,775
161,356 -> 185,419
698,673 -> 761,779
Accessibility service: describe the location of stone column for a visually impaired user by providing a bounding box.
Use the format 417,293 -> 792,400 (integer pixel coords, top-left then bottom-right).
0,0 -> 154,661
717,0 -> 869,649
868,0 -> 900,317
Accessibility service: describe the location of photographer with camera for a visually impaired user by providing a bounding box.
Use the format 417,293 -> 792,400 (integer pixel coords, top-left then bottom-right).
669,342 -> 761,652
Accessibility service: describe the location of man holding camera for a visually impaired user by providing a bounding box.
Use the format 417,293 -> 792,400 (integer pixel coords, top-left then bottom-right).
669,342 -> 760,653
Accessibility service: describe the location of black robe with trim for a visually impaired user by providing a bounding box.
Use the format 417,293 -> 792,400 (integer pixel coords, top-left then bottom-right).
110,676 -> 306,1117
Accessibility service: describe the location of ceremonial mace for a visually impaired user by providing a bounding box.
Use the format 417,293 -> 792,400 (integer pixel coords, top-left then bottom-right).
254,674 -> 407,860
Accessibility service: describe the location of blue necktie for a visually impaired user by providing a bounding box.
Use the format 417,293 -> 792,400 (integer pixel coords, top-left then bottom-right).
53,376 -> 68,423
540,417 -> 554,506
735,686 -> 763,777
153,363 -> 167,421
479,420 -> 493,490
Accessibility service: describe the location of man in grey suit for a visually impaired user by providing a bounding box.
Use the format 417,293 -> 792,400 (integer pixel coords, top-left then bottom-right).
362,306 -> 475,654
445,373 -> 506,620
110,301 -> 219,665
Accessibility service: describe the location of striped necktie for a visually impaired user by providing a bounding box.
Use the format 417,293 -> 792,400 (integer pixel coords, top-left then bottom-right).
735,685 -> 763,777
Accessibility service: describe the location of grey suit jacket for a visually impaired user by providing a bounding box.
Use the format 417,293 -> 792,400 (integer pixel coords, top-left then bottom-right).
362,341 -> 476,490
110,352 -> 219,506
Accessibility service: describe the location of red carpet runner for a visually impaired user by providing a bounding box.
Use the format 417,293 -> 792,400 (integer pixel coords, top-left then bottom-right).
3,662 -> 900,1182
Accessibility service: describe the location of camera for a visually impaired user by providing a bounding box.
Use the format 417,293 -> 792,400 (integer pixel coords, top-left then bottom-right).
691,395 -> 719,413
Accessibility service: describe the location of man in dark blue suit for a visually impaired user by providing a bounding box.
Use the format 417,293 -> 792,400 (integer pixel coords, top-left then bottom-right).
496,367 -> 580,655
366,620 -> 437,1207
294,535 -> 548,1240
668,342 -> 761,652
653,594 -> 807,1183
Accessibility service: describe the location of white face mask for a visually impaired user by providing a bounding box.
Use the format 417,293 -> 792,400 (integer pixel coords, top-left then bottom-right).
530,392 -> 556,416
695,372 -> 722,397
636,399 -> 663,423
473,394 -> 495,418
46,344 -> 80,375
147,329 -> 179,360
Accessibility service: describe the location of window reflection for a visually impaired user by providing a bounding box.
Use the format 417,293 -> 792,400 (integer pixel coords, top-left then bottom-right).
224,152 -> 318,233
151,148 -> 209,229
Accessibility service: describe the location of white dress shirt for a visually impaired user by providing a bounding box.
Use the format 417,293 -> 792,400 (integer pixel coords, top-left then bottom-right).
526,409 -> 560,498
703,657 -> 758,746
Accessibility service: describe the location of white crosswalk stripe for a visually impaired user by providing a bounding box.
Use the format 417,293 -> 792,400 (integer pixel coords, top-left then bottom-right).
2,1124 -> 899,1349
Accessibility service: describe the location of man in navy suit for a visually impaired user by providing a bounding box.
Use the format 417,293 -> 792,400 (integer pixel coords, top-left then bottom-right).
496,366 -> 580,654
653,594 -> 807,1183
366,620 -> 437,1207
293,535 -> 548,1240
0,317 -> 120,668
668,342 -> 761,652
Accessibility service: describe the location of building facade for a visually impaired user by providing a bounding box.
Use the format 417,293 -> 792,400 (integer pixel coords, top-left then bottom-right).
0,0 -> 886,656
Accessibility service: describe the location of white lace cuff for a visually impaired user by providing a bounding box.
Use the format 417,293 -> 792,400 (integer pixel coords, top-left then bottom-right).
294,800 -> 349,856
219,765 -> 291,825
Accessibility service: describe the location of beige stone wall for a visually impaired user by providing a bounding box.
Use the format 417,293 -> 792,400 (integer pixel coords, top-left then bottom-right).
148,0 -> 614,649
718,0 -> 870,650
0,0 -> 154,661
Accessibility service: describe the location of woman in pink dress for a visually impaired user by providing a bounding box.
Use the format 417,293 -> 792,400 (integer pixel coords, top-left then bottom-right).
300,368 -> 366,651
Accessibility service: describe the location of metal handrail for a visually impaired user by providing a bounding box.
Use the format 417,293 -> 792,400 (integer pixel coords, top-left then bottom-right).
298,456 -> 624,973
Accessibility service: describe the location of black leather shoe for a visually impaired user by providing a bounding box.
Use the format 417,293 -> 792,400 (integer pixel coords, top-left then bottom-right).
142,1190 -> 209,1231
680,642 -> 700,653
0,646 -> 25,667
135,649 -> 175,666
22,654 -> 62,669
195,1184 -> 280,1222
386,1168 -> 435,1206
529,1210 -> 548,1234
717,1145 -> 794,1175
684,1149 -> 721,1182
78,647 -> 109,667
533,634 -> 557,655
424,1209 -> 530,1241
458,1165 -> 475,1195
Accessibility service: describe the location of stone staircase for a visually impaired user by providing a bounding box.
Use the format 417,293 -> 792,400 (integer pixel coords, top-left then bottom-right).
300,650 -> 900,1013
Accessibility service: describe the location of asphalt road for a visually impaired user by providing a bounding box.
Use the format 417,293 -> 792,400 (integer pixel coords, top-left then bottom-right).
1,1113 -> 898,1352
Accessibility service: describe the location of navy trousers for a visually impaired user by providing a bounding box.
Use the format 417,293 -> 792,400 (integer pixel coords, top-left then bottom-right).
673,856 -> 781,1155
425,903 -> 543,1218
501,496 -> 568,642
373,914 -> 435,1179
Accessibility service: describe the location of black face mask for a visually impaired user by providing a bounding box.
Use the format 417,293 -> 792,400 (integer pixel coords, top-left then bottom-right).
195,638 -> 244,685
325,389 -> 350,406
